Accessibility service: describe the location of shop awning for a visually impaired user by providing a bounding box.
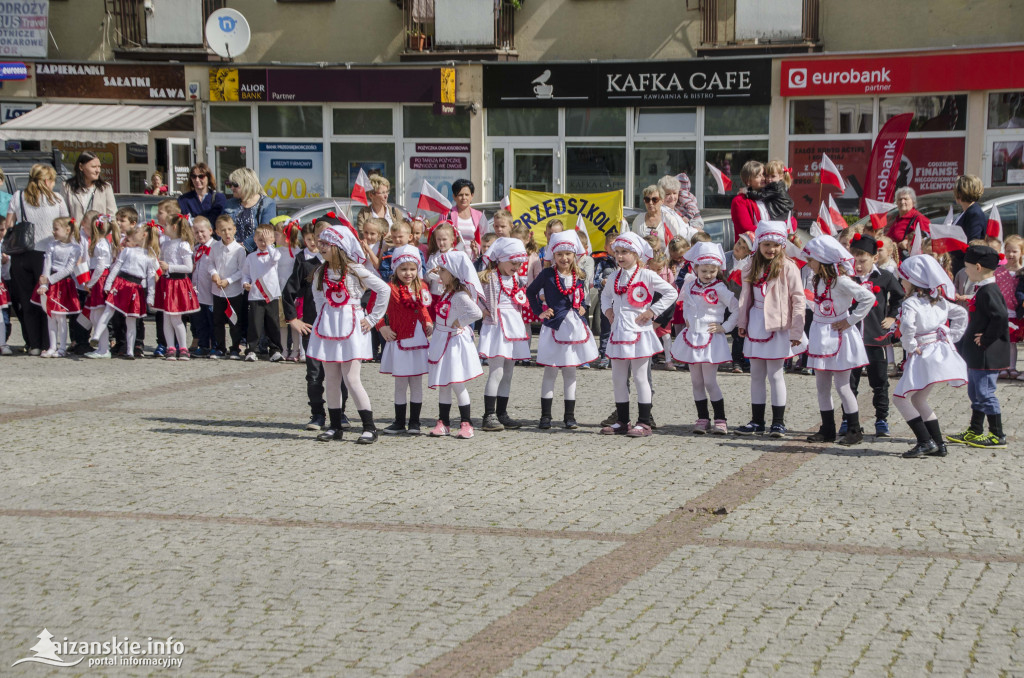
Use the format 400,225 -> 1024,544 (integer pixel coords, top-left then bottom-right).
0,104 -> 190,144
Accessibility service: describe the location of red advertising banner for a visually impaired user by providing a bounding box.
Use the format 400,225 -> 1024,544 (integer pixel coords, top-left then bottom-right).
860,113 -> 913,216
781,49 -> 1024,97
901,137 -> 965,195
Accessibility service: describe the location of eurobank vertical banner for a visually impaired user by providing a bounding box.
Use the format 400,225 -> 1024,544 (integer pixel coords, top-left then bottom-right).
509,189 -> 623,248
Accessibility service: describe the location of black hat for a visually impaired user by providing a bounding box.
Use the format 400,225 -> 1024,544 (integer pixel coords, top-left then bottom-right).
964,245 -> 1000,271
848,232 -> 880,256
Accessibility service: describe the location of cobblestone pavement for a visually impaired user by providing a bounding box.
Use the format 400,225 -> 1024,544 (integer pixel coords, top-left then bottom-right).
1,329 -> 1022,677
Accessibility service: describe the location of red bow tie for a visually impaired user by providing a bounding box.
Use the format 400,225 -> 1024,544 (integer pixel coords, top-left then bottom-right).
256,251 -> 270,257
195,244 -> 211,257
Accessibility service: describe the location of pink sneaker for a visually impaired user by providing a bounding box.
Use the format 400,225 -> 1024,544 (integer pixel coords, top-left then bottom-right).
692,418 -> 710,435
165,347 -> 178,361
626,423 -> 653,438
178,349 -> 191,361
712,419 -> 728,435
428,420 -> 450,437
454,421 -> 474,439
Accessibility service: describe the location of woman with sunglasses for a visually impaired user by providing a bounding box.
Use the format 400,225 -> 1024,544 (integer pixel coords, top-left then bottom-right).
177,163 -> 226,222
222,167 -> 277,253
629,185 -> 686,246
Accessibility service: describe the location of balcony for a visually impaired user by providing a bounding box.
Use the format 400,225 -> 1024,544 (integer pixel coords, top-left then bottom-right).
695,0 -> 820,56
400,0 -> 518,62
106,0 -> 227,61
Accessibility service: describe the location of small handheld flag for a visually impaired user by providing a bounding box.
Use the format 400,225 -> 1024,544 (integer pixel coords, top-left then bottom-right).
351,168 -> 372,206
705,162 -> 732,193
820,153 -> 846,193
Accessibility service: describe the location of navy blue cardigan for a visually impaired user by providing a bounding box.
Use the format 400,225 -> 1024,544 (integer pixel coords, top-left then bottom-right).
526,267 -> 587,330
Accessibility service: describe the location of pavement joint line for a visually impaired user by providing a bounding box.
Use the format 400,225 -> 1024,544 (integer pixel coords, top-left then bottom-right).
693,537 -> 1024,564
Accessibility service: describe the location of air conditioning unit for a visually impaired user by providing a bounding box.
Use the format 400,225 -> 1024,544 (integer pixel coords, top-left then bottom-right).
735,0 -> 802,42
146,0 -> 204,45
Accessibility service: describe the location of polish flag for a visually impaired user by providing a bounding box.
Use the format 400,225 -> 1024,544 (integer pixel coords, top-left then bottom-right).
74,261 -> 91,285
827,194 -> 846,231
500,195 -> 511,211
909,223 -> 924,257
987,207 -> 1004,241
350,168 -> 372,206
575,212 -> 591,254
784,238 -> 807,268
225,303 -> 238,325
864,198 -> 895,231
820,153 -> 846,193
417,180 -> 453,214
929,217 -> 969,254
705,162 -> 732,193
812,202 -> 834,238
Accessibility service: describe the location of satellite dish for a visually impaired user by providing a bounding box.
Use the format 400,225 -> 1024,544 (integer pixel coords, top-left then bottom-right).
205,8 -> 251,60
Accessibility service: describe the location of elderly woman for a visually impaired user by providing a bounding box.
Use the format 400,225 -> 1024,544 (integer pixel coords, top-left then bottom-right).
223,167 -> 277,253
658,174 -> 701,240
730,160 -> 768,243
63,150 -> 117,222
629,185 -> 677,247
6,164 -> 69,354
884,186 -> 930,253
355,174 -> 403,231
177,163 -> 226,222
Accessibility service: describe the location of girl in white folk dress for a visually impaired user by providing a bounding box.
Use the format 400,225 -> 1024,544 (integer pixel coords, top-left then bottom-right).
527,230 -> 598,430
82,215 -> 122,359
305,222 -> 391,444
600,231 -> 677,437
670,242 -> 739,435
152,213 -> 200,360
801,235 -> 876,446
32,217 -> 83,357
892,255 -> 968,459
427,250 -> 484,439
477,236 -> 532,432
735,221 -> 808,437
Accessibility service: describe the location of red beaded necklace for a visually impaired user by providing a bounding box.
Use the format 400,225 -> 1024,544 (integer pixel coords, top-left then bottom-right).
613,266 -> 639,295
553,267 -> 577,297
498,273 -> 519,299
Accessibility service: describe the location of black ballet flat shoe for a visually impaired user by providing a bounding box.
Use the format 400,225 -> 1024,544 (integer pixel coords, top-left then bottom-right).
538,416 -> 552,430
902,440 -> 938,458
925,442 -> 948,457
316,428 -> 343,442
355,430 -> 378,445
563,417 -> 579,430
806,430 -> 836,443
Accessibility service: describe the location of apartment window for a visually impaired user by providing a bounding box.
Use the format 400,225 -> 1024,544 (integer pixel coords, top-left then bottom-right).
880,95 -> 967,132
210,106 -> 251,134
258,105 -> 323,137
790,98 -> 873,135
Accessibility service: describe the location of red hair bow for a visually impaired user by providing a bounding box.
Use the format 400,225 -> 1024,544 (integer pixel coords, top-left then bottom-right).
782,167 -> 793,174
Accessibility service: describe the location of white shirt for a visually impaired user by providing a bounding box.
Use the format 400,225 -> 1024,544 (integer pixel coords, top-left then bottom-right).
311,263 -> 391,327
160,238 -> 195,276
105,247 -> 158,304
209,239 -> 246,298
811,276 -> 875,325
899,296 -> 968,353
242,248 -> 282,302
681,275 -> 739,333
87,238 -> 113,288
192,241 -> 215,306
600,264 -> 678,318
43,240 -> 82,284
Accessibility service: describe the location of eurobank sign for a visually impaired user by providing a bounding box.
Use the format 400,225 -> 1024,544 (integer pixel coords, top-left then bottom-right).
781,47 -> 1024,97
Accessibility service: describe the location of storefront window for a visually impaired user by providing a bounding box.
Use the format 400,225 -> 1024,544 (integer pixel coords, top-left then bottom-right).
703,139 -> 768,210
635,108 -> 696,135
705,105 -> 769,136
258,105 -> 323,137
991,141 -> 1024,187
633,142 -> 696,207
210,106 -> 251,134
790,99 -> 873,135
565,108 -> 626,137
487,108 -> 558,136
988,91 -> 1024,129
333,108 -> 392,136
566,143 -> 625,194
880,95 -> 967,132
330,142 -> 396,197
403,106 -> 470,138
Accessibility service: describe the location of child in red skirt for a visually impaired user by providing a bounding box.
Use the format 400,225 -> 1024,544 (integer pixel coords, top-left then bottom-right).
32,217 -> 83,358
83,215 -> 123,359
153,213 -> 200,360
89,224 -> 160,360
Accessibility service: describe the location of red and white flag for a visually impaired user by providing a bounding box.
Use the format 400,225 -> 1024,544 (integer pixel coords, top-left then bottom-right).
350,168 -> 372,206
705,161 -> 732,193
74,261 -> 91,285
499,195 -> 510,211
987,207 -> 1004,241
225,302 -> 238,325
820,153 -> 846,193
811,202 -> 834,238
930,213 -> 969,254
575,212 -> 591,254
417,180 -> 453,214
909,223 -> 924,257
864,198 -> 895,231
827,194 -> 846,231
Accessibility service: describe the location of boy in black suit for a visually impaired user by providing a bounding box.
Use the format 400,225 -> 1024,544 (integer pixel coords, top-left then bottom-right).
948,245 -> 1009,448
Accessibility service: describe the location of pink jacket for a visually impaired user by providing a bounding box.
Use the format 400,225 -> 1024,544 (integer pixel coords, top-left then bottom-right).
738,259 -> 805,340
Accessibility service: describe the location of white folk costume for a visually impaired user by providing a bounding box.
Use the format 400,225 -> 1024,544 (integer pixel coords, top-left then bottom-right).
152,238 -> 199,314
670,242 -> 738,365
739,221 -> 808,360
104,246 -> 158,317
306,226 -> 391,364
84,236 -> 113,311
379,245 -> 433,378
893,256 -> 968,398
31,239 -> 82,316
600,233 -> 677,360
802,235 -> 875,372
529,231 -> 599,368
478,237 -> 532,361
427,250 -> 484,389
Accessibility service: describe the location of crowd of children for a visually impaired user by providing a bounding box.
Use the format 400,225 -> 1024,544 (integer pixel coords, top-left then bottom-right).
1,173 -> 1017,453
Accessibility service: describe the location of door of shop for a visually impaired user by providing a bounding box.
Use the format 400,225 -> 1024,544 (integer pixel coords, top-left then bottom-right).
985,131 -> 1024,189
487,142 -> 560,201
209,140 -> 253,190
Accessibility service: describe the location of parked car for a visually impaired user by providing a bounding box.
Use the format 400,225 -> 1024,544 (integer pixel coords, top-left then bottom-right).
114,194 -> 167,222
849,187 -> 1024,237
0,149 -> 70,194
275,198 -> 411,226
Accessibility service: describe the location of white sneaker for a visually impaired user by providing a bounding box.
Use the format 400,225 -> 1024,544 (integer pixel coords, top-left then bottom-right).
0,345 -> 12,356
269,351 -> 284,362
39,349 -> 55,358
244,351 -> 258,362
84,351 -> 111,359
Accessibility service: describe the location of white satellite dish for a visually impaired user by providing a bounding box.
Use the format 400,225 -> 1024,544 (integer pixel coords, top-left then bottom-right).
205,8 -> 251,60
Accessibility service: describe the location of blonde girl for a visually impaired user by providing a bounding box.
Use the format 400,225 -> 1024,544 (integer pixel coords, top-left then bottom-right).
491,210 -> 514,239
527,230 -> 598,429
32,216 -> 83,357
511,222 -> 541,325
83,215 -> 122,358
151,213 -> 199,359
425,222 -> 457,313
477,237 -> 532,431
90,223 -> 161,359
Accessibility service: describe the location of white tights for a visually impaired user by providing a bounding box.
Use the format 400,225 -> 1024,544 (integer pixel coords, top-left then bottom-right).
438,382 -> 471,406
324,361 -> 371,411
815,369 -> 858,413
484,356 -> 516,397
894,384 -> 937,422
542,366 -> 577,400
47,315 -> 68,353
280,326 -> 302,354
749,358 -> 786,406
394,375 -> 423,405
162,313 -> 188,351
612,358 -> 652,403
690,363 -> 723,402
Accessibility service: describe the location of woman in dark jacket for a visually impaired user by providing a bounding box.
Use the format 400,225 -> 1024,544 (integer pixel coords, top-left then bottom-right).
177,162 -> 226,222
951,174 -> 987,274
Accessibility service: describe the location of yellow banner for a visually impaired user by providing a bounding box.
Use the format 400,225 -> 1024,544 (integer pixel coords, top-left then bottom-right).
509,189 -> 623,248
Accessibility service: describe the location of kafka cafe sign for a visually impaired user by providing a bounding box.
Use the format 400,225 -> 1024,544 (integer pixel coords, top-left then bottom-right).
36,62 -> 186,100
483,60 -> 771,108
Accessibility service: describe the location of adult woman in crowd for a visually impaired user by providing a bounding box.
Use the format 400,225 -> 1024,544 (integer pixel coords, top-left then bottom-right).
177,163 -> 226,222
5,164 -> 69,354
951,174 -> 988,274
884,186 -> 930,255
223,167 -> 276,252
630,185 -> 683,244
355,174 -> 404,231
63,151 -> 117,222
448,178 -> 484,258
730,160 -> 768,243
657,174 -> 700,240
